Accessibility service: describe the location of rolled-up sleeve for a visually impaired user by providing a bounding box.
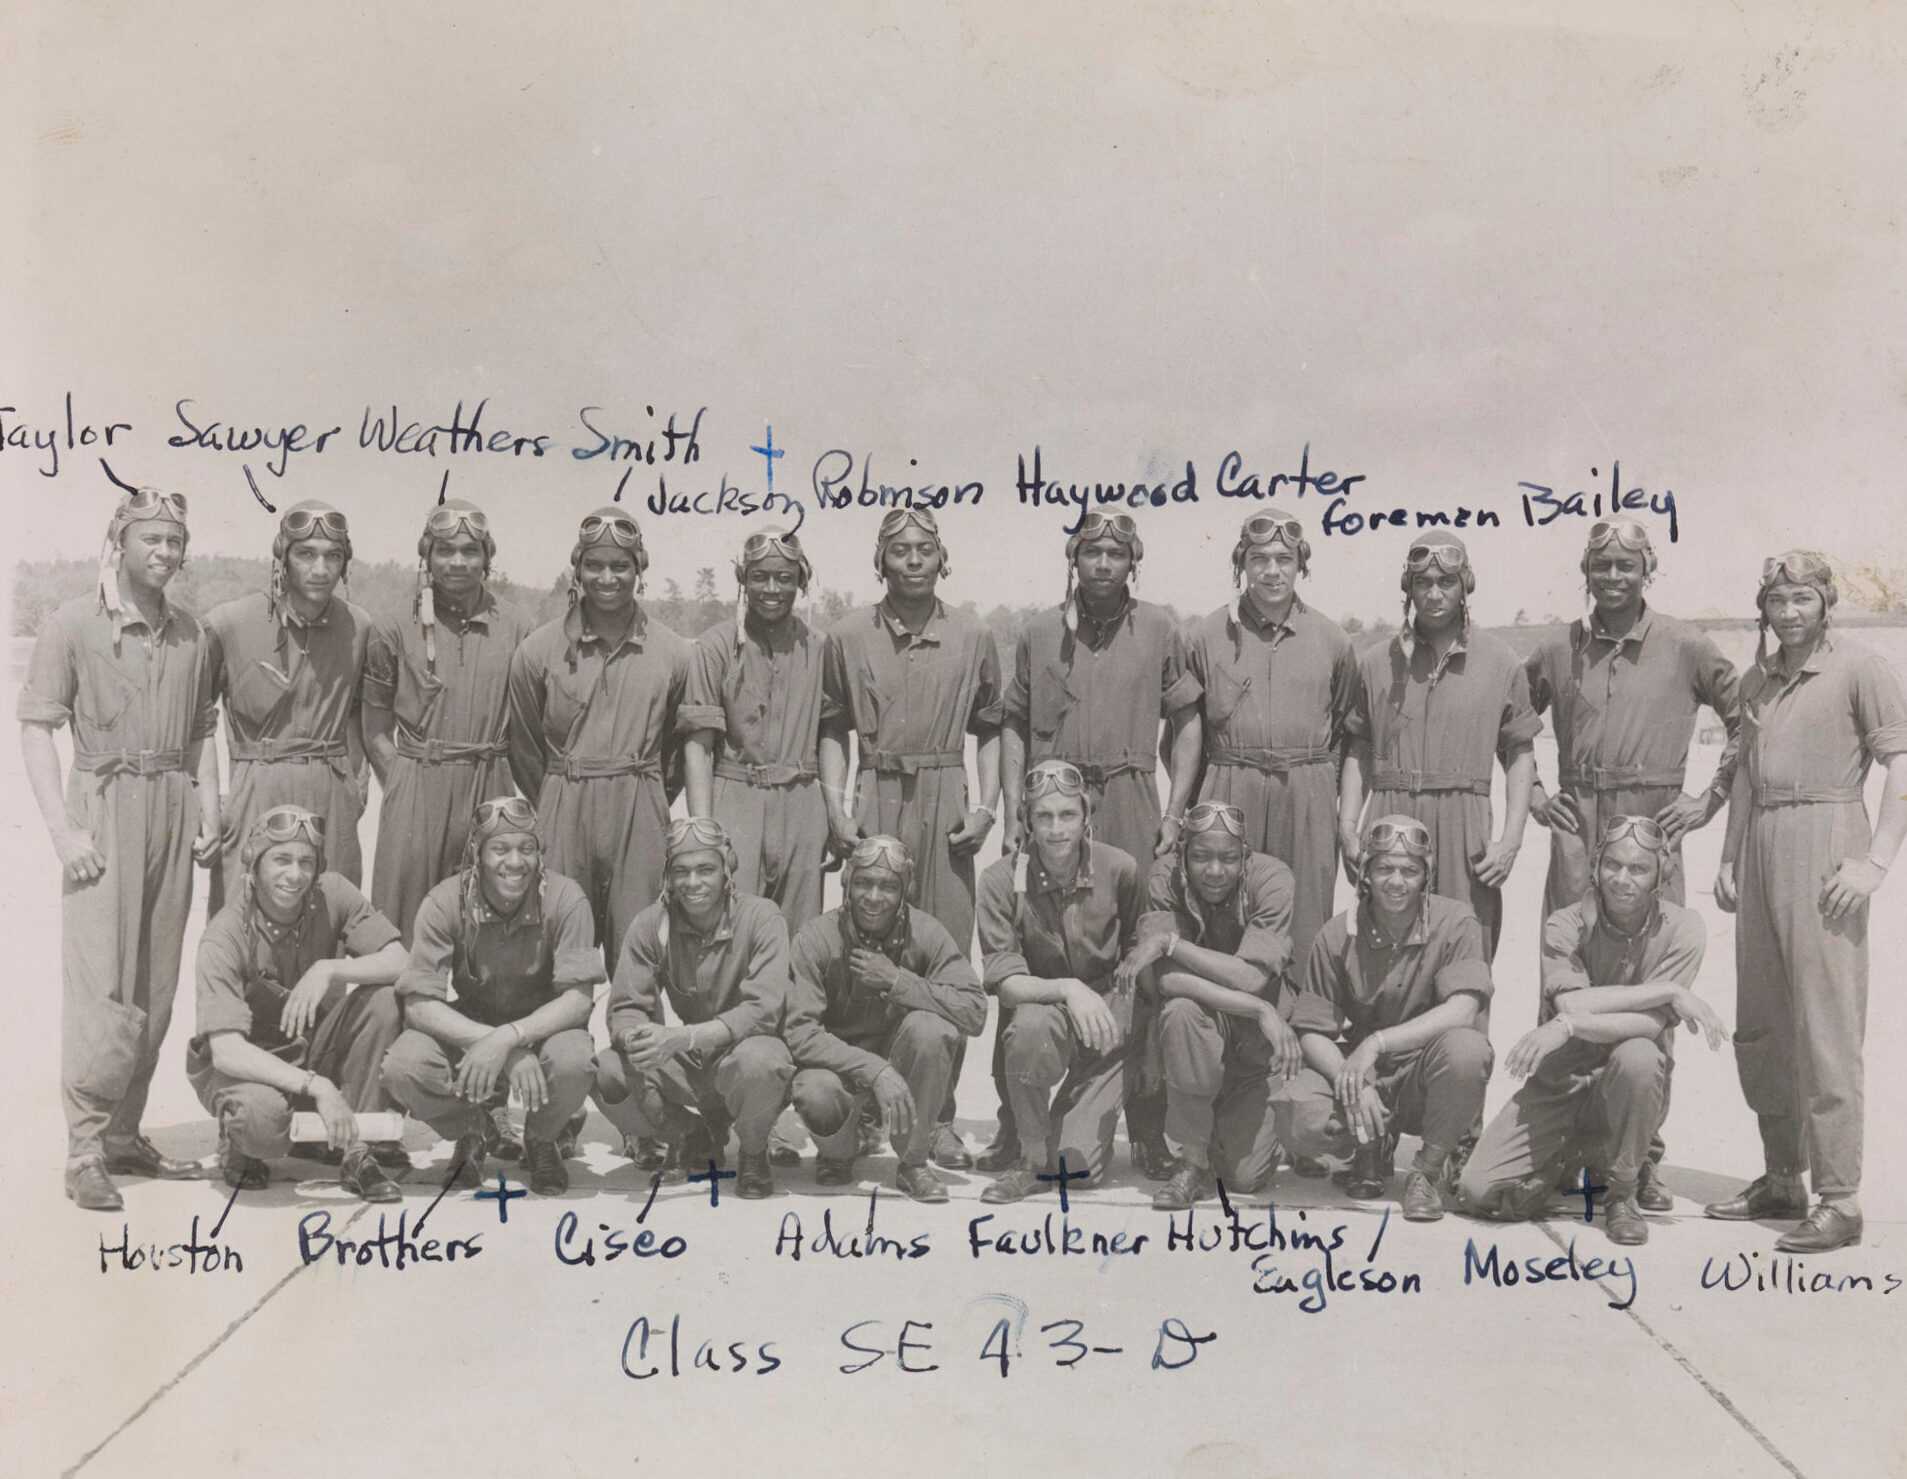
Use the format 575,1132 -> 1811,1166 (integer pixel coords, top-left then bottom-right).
969,628 -> 1004,733
193,920 -> 255,1043
1538,907 -> 1593,1008
330,878 -> 402,957
977,861 -> 1029,994
1001,630 -> 1033,727
1654,910 -> 1708,990
361,616 -> 401,711
1852,650 -> 1907,761
678,634 -> 730,735
17,610 -> 77,728
1432,913 -> 1495,1003
396,890 -> 457,1003
1235,856 -> 1296,990
1290,935 -> 1346,1036
1161,621 -> 1202,716
1497,658 -> 1543,755
548,880 -> 607,994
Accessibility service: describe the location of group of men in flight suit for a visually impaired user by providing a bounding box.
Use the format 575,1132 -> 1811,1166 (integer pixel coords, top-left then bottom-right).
22,478 -> 1906,1255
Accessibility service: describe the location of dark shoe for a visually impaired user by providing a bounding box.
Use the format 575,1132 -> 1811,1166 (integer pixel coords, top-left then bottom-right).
896,1161 -> 950,1204
369,1142 -> 412,1176
1133,1137 -> 1176,1181
104,1135 -> 205,1180
930,1124 -> 974,1170
981,1163 -> 1048,1205
341,1146 -> 403,1204
1636,1161 -> 1673,1212
1342,1140 -> 1392,1200
1494,1172 -> 1555,1220
554,1109 -> 587,1160
1290,1155 -> 1330,1178
735,1149 -> 774,1200
768,1126 -> 805,1167
1402,1168 -> 1445,1222
1152,1161 -> 1216,1211
975,1134 -> 1022,1174
219,1137 -> 271,1192
631,1136 -> 668,1171
524,1135 -> 569,1196
858,1114 -> 887,1158
1775,1202 -> 1863,1253
1605,1192 -> 1649,1245
1705,1173 -> 1809,1222
488,1106 -> 523,1162
447,1131 -> 488,1190
816,1156 -> 858,1186
65,1157 -> 125,1212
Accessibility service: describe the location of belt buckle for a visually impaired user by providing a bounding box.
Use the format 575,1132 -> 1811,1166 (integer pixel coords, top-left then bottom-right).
136,748 -> 157,773
424,739 -> 446,764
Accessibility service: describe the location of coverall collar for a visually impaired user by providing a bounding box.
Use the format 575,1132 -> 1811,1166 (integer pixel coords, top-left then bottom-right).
1584,602 -> 1654,650
1026,840 -> 1096,895
470,872 -> 546,933
876,596 -> 946,646
564,600 -> 647,653
1239,589 -> 1308,640
1356,897 -> 1430,951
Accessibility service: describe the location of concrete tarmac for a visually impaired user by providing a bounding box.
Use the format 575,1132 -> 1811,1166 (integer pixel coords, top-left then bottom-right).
4,738 -> 1903,1477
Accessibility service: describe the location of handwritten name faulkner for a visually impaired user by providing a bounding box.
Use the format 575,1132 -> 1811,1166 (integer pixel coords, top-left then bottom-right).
3,391 -> 1684,545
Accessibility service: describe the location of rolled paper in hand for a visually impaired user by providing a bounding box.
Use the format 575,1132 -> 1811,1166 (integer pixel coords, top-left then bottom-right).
289,1111 -> 408,1144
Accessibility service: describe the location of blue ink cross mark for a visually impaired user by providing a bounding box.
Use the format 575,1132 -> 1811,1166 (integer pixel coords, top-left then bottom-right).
1039,1154 -> 1090,1213
750,425 -> 785,496
688,1159 -> 736,1208
476,1172 -> 527,1224
1569,1167 -> 1608,1224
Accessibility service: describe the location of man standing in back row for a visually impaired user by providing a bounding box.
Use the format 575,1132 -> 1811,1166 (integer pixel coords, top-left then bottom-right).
205,500 -> 372,915
20,486 -> 221,1209
1708,551 -> 1907,1253
1338,533 -> 1539,961
1000,512 -> 1203,1179
820,508 -> 1002,1173
1187,513 -> 1356,971
508,506 -> 692,966
364,499 -> 533,941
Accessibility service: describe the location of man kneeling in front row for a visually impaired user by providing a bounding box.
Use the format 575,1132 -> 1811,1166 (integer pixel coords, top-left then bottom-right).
1119,802 -> 1302,1210
382,797 -> 603,1196
188,807 -> 411,1202
784,835 -> 985,1203
1274,815 -> 1495,1222
592,818 -> 795,1198
1460,815 -> 1725,1245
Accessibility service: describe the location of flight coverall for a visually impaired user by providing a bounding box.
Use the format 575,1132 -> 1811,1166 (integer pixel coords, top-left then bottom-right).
1525,605 -> 1740,919
823,598 -> 1002,952
205,591 -> 372,912
1008,594 -> 1201,1152
363,590 -> 533,941
1187,596 -> 1354,968
1732,636 -> 1907,1196
976,840 -> 1143,1181
1275,895 -> 1496,1166
785,905 -> 985,1167
1347,627 -> 1541,961
683,614 -> 835,934
1142,850 -> 1297,1192
21,595 -> 215,1169
382,870 -> 604,1143
187,874 -> 404,1158
592,893 -> 796,1155
1462,899 -> 1704,1212
507,604 -> 692,966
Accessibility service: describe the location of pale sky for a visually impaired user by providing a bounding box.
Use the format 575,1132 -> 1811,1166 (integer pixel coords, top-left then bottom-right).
7,1 -> 1904,625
